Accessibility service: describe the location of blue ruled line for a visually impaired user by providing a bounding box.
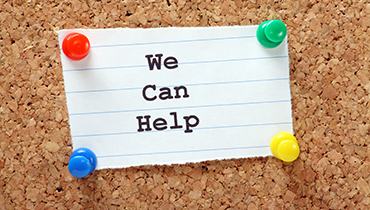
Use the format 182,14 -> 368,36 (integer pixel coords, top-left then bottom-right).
66,77 -> 289,94
90,35 -> 256,48
63,64 -> 148,72
179,56 -> 287,66
69,99 -> 291,116
63,56 -> 288,72
72,121 -> 292,138
97,145 -> 270,158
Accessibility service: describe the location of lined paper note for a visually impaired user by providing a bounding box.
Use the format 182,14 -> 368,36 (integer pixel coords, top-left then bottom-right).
58,26 -> 293,169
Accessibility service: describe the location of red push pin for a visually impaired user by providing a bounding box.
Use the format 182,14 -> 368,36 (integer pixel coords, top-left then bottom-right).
62,33 -> 90,61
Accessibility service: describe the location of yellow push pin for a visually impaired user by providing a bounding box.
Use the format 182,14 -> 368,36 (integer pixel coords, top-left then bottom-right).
270,132 -> 300,162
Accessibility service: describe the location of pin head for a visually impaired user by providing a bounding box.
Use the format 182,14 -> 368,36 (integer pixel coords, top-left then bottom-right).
62,33 -> 90,60
257,19 -> 287,48
270,132 -> 300,162
69,156 -> 92,178
68,148 -> 97,178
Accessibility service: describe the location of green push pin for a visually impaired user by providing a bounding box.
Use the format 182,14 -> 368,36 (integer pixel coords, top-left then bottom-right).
256,19 -> 287,48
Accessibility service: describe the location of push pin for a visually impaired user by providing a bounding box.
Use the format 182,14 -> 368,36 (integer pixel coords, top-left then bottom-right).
62,33 -> 90,60
68,148 -> 97,178
270,132 -> 299,162
256,19 -> 287,48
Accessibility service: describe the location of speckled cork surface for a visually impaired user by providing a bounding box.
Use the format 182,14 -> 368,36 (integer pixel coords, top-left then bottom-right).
1,0 -> 370,209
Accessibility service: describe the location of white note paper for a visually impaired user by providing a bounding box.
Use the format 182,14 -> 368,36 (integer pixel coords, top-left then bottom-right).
58,26 -> 293,169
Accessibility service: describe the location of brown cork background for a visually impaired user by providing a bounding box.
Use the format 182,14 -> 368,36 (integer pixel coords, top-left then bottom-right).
1,0 -> 370,209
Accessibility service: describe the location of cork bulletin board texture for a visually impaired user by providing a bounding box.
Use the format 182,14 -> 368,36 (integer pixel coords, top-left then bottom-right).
1,0 -> 370,209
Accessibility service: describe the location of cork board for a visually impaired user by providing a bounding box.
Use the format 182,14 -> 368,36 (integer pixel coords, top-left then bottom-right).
1,0 -> 370,209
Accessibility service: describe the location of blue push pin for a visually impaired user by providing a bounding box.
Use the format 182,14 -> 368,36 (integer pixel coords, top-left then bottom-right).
68,148 -> 97,178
